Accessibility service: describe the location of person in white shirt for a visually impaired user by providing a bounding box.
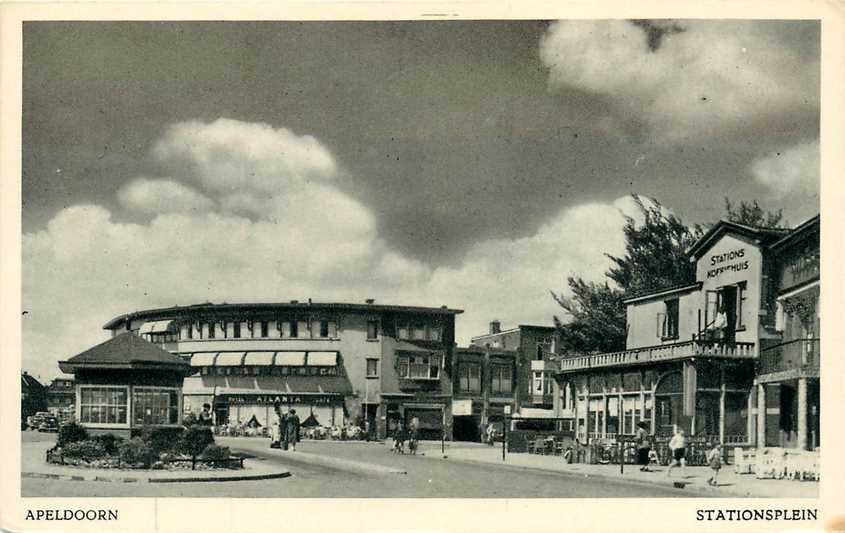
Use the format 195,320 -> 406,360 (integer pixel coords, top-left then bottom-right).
666,427 -> 687,478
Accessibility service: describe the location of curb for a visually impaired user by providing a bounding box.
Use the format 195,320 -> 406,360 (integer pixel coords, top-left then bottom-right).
22,470 -> 291,484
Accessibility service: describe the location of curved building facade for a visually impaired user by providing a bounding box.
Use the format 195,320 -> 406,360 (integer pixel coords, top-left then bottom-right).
103,300 -> 462,439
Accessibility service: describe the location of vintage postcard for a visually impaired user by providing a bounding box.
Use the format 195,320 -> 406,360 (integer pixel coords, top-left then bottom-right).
1,1 -> 843,532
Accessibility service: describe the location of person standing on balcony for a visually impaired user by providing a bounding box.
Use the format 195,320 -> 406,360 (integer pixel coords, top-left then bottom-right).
666,428 -> 687,478
635,421 -> 652,471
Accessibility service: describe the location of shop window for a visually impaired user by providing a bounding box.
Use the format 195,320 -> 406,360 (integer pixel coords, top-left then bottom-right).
367,320 -> 379,340
491,364 -> 512,394
398,324 -> 409,340
132,387 -> 180,426
458,362 -> 481,393
215,367 -> 226,376
79,386 -> 128,425
412,325 -> 426,340
366,358 -> 379,378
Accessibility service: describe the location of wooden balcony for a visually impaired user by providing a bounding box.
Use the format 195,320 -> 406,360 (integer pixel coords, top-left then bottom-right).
558,340 -> 756,373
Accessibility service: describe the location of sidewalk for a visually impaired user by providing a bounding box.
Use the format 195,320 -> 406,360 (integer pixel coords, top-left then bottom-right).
442,443 -> 819,498
22,440 -> 290,483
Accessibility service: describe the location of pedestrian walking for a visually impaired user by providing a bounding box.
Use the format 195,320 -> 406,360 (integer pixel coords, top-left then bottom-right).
270,401 -> 282,449
706,442 -> 723,486
286,408 -> 301,451
666,427 -> 687,478
393,421 -> 406,454
635,421 -> 652,471
486,422 -> 496,446
408,422 -> 419,455
280,408 -> 289,450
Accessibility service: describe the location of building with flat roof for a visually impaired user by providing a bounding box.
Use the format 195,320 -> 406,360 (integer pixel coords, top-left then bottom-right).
451,345 -> 518,441
102,300 -> 463,439
470,322 -> 558,414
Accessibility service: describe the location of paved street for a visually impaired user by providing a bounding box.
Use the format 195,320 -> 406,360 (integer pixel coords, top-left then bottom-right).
22,432 -> 699,497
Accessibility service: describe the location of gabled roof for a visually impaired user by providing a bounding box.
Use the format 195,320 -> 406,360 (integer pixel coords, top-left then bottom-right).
59,332 -> 189,373
687,219 -> 790,260
769,214 -> 820,251
21,373 -> 44,390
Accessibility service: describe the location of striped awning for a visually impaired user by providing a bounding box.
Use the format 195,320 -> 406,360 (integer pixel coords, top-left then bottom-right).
216,352 -> 246,366
275,352 -> 306,366
138,320 -> 174,335
190,352 -> 218,367
243,352 -> 275,366
307,351 -> 338,366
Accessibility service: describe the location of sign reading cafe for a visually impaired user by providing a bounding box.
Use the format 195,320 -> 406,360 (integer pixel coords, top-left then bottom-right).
707,247 -> 750,279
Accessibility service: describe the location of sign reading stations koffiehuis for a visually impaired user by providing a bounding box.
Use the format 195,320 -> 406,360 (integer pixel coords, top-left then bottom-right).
707,247 -> 750,279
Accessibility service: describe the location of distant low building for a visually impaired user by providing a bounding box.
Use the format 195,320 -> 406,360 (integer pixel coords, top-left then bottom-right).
47,377 -> 75,411
21,372 -> 48,424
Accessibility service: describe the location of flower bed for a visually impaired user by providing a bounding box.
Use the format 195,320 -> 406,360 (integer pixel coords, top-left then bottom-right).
47,422 -> 243,471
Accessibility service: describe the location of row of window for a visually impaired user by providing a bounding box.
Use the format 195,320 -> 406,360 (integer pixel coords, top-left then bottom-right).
457,363 -> 513,394
147,319 -> 444,343
396,355 -> 441,380
78,386 -> 180,426
198,366 -> 341,377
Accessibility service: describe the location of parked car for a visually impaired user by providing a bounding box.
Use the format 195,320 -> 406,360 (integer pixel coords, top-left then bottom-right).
28,412 -> 50,430
38,416 -> 59,432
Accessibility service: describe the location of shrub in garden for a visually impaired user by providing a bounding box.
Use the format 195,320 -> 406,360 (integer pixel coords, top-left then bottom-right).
62,440 -> 107,460
141,426 -> 185,454
199,444 -> 231,461
91,434 -> 124,455
178,425 -> 214,459
57,422 -> 88,447
118,437 -> 156,467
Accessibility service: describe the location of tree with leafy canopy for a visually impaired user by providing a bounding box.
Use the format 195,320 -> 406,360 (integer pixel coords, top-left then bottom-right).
723,198 -> 786,228
552,196 -> 704,354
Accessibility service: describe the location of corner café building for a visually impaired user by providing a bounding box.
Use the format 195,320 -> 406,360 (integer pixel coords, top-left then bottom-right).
102,301 -> 462,438
555,219 -> 808,448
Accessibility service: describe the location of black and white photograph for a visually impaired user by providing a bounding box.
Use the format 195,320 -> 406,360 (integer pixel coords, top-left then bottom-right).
2,3 -> 842,530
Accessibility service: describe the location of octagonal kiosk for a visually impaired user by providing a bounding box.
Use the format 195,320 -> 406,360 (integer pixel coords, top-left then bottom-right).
58,332 -> 191,438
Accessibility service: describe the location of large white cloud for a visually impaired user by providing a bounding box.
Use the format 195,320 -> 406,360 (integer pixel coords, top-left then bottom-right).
539,20 -> 819,142
22,118 -> 639,381
751,140 -> 819,198
118,178 -> 216,214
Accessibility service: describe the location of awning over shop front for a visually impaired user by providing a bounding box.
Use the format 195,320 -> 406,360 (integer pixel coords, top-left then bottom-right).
307,351 -> 337,366
243,352 -> 274,366
275,351 -> 306,366
138,320 -> 174,335
216,352 -> 246,366
190,352 -> 218,367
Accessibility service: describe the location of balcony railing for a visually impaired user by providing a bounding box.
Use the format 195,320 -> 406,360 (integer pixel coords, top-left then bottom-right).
559,340 -> 756,372
758,338 -> 819,376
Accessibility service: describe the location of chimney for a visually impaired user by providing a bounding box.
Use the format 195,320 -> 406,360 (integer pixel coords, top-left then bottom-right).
489,320 -> 501,334
365,298 -> 375,305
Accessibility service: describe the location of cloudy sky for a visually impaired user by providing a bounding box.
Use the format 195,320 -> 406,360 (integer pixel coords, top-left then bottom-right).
22,20 -> 819,381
